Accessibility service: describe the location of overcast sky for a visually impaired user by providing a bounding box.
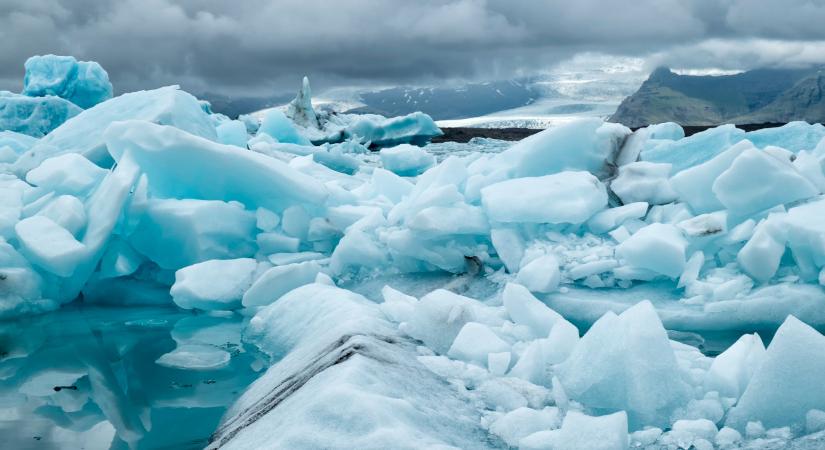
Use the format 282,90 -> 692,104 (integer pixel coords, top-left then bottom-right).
3,0 -> 825,97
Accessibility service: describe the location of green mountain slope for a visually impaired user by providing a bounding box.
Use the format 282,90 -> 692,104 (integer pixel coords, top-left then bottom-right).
610,67 -> 818,127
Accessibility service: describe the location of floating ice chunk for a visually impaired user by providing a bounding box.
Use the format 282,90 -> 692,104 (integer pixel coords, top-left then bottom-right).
257,232 -> 300,254
488,352 -> 511,376
379,144 -> 436,176
671,419 -> 718,443
281,205 -> 311,240
588,202 -> 648,234
0,91 -> 81,137
678,251 -> 704,289
242,261 -> 322,307
489,407 -> 560,447
245,283 -> 388,356
155,344 -> 230,371
491,227 -> 526,273
312,145 -> 361,174
286,76 -> 320,129
329,228 -> 387,274
481,171 -> 607,224
447,322 -> 510,365
502,283 -> 564,338
715,427 -> 743,447
14,86 -> 217,173
616,223 -> 687,278
516,254 -> 562,294
407,204 -> 489,237
401,289 -> 503,354
611,162 -> 677,205
258,109 -> 311,145
97,239 -> 143,279
737,219 -> 786,282
22,55 -> 113,108
489,119 -> 630,179
347,111 -> 442,147
806,410 -> 825,434
370,167 -> 413,203
783,199 -> 825,276
508,321 -> 579,386
15,215 -> 85,277
128,198 -> 256,270
727,316 -> 825,431
746,122 -> 825,153
557,301 -> 690,429
704,333 -> 765,399
34,195 -> 86,237
255,207 -> 280,231
793,150 -> 825,192
676,211 -> 727,240
379,285 -> 418,324
713,147 -> 818,217
669,140 -> 751,214
615,122 -> 684,167
554,411 -> 629,450
104,121 -> 326,212
26,153 -> 108,196
216,120 -> 248,147
642,124 -> 746,173
0,130 -> 37,154
171,258 -> 258,311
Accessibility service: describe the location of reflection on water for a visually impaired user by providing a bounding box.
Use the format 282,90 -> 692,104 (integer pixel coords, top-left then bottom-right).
0,304 -> 268,449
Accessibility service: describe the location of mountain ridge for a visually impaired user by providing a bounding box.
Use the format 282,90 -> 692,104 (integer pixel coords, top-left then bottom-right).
610,67 -> 824,127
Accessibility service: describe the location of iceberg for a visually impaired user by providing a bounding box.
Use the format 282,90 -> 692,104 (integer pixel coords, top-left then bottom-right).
5,55 -> 825,448
481,171 -> 607,224
557,302 -> 691,429
13,86 -> 217,172
379,144 -> 436,176
0,91 -> 82,137
22,55 -> 113,109
726,316 -> 825,431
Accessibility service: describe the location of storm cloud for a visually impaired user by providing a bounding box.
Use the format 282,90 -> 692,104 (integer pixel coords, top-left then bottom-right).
1,0 -> 824,96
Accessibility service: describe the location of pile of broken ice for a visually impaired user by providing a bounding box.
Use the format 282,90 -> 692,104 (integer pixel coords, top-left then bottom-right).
4,56 -> 825,449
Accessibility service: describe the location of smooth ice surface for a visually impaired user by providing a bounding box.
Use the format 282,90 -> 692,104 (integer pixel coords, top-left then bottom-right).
616,223 -> 687,278
488,119 -> 630,179
380,144 -> 436,176
713,146 -> 818,218
241,261 -> 322,307
481,171 -> 607,224
105,121 -> 326,212
13,86 -> 217,172
26,153 -> 108,196
258,109 -> 312,145
346,111 -> 443,147
642,124 -> 746,173
15,215 -> 86,277
611,161 -> 677,205
516,254 -> 562,293
128,198 -> 256,270
557,301 -> 691,429
727,316 -> 825,431
22,55 -> 113,108
171,258 -> 258,311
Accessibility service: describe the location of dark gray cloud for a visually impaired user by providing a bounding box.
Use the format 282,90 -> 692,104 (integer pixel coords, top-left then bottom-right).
0,0 -> 823,96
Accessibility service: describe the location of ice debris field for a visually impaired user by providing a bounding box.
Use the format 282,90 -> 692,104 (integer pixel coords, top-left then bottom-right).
3,55 -> 825,449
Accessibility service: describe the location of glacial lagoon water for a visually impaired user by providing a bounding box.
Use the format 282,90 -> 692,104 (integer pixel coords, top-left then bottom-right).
0,304 -> 268,449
